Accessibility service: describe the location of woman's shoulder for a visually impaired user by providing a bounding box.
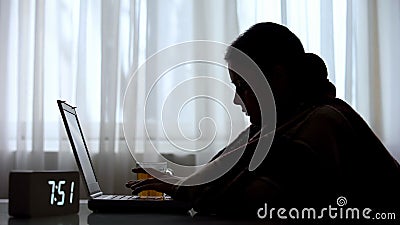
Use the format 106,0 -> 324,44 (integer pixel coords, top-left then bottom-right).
287,99 -> 354,136
280,98 -> 362,152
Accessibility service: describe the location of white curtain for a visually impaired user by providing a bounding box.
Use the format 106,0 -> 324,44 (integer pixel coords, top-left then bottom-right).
0,0 -> 244,198
350,0 -> 400,161
1,0 -> 399,198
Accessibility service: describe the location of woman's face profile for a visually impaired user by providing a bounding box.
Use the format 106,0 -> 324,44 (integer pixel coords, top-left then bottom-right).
229,69 -> 261,125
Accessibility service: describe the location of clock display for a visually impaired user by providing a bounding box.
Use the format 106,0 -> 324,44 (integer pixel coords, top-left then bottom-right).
48,180 -> 75,206
9,171 -> 80,217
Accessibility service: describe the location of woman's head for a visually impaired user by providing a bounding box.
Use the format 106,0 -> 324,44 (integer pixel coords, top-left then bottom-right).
226,22 -> 305,73
226,22 -> 336,124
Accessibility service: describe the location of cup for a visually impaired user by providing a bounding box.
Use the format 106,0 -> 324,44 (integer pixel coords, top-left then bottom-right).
135,162 -> 171,199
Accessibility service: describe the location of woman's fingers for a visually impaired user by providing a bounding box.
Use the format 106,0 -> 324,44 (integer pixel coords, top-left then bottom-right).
131,183 -> 160,195
126,168 -> 180,196
128,178 -> 176,196
130,179 -> 163,194
125,180 -> 141,188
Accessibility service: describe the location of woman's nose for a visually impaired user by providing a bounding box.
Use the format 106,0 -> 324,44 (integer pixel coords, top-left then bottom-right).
233,92 -> 246,112
233,93 -> 242,106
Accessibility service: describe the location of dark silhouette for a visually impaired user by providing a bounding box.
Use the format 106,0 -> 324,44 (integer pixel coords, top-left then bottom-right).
126,22 -> 400,218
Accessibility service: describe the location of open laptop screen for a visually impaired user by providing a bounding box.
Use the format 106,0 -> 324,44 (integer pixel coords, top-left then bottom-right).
58,100 -> 101,196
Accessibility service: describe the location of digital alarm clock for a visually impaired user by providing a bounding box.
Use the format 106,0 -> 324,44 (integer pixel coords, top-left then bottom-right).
9,171 -> 80,217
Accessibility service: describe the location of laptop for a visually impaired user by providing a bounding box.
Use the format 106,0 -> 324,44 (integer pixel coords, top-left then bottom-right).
57,100 -> 191,213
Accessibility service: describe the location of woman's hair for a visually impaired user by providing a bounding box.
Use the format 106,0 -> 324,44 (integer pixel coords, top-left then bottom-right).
225,22 -> 336,103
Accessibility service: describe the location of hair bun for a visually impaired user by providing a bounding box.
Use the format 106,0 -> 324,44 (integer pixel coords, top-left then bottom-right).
296,53 -> 336,101
302,53 -> 328,80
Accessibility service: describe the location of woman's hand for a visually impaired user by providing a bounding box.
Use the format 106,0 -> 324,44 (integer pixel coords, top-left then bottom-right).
125,167 -> 179,197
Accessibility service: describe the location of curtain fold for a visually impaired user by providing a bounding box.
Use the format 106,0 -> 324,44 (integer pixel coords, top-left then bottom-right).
320,0 -> 335,84
97,0 -> 121,192
16,0 -> 33,170
344,0 -> 354,103
375,0 -> 400,159
0,0 -> 13,198
31,0 -> 45,170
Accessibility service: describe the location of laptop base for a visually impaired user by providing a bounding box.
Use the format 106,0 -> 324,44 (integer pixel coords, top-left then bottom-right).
88,198 -> 191,214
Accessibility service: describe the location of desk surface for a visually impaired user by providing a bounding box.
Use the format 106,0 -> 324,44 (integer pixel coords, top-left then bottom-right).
0,199 -> 279,225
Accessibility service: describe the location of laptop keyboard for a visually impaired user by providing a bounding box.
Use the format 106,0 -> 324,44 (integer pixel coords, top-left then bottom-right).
95,195 -> 170,200
96,195 -> 140,200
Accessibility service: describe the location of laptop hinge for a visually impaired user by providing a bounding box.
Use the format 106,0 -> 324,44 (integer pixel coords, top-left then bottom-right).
90,192 -> 103,198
